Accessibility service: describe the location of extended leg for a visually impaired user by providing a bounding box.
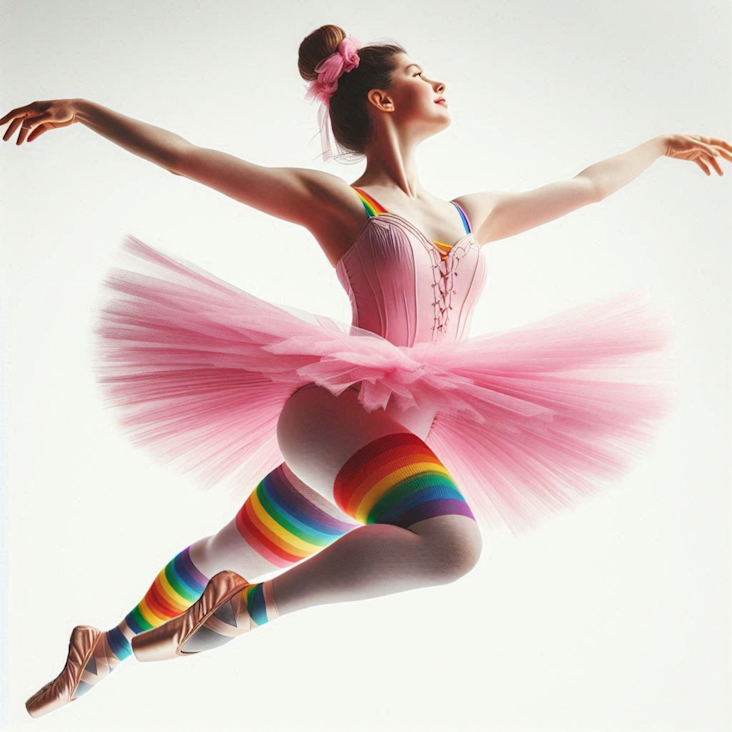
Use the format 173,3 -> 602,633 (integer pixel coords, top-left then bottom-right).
25,460 -> 356,718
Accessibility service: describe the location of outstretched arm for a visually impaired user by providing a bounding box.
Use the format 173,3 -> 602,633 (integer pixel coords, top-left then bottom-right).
73,98 -> 190,175
579,133 -> 727,199
1,98 -> 191,172
458,133 -> 730,246
1,98 -> 343,230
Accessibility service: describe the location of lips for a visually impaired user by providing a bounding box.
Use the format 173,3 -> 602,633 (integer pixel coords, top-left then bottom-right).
435,98 -> 448,107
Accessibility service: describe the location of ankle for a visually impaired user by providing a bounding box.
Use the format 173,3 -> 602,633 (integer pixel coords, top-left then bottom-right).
105,626 -> 133,662
243,581 -> 280,627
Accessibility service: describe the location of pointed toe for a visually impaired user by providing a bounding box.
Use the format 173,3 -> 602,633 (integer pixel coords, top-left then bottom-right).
25,625 -> 103,718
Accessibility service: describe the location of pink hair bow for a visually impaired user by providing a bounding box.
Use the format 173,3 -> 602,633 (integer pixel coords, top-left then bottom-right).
305,35 -> 362,162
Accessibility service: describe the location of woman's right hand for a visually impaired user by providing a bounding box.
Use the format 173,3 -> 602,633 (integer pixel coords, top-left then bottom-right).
1,99 -> 78,145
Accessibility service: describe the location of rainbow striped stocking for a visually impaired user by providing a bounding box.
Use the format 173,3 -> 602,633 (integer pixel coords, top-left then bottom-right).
176,432 -> 479,654
70,463 -> 356,698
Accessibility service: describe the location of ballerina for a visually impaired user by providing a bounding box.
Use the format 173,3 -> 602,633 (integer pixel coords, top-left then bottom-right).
2,23 -> 729,719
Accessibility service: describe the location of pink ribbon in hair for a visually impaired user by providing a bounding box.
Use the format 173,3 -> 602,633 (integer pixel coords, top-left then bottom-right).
305,35 -> 362,106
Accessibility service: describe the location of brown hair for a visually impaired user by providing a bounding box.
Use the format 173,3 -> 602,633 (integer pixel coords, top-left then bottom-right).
298,25 -> 406,162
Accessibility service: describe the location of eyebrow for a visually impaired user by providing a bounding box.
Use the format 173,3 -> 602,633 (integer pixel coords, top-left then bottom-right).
406,63 -> 423,71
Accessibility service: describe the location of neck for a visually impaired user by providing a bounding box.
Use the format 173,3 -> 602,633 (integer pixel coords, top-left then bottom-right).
355,124 -> 424,200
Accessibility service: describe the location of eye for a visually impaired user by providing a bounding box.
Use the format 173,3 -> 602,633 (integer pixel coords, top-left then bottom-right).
414,72 -> 423,77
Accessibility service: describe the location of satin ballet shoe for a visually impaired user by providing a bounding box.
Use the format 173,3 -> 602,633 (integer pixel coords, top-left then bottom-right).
25,625 -> 104,718
131,569 -> 252,662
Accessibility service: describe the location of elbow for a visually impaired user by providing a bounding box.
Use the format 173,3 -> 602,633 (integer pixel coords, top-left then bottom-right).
166,142 -> 194,178
576,175 -> 604,204
589,180 -> 605,203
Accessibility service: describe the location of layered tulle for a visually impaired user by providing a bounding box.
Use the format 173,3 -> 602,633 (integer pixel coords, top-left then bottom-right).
91,234 -> 678,535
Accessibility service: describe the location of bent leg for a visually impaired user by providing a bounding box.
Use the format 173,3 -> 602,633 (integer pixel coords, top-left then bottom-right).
272,401 -> 482,617
272,428 -> 481,616
176,385 -> 482,650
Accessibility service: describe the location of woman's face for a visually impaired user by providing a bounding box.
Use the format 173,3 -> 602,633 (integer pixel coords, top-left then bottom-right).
384,53 -> 450,131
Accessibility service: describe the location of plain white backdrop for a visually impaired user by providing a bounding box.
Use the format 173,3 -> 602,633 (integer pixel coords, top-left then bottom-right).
1,1 -> 730,730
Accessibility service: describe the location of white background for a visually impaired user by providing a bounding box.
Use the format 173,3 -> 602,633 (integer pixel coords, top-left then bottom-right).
1,1 -> 730,730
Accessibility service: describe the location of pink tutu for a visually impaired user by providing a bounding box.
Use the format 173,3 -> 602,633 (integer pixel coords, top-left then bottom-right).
91,234 -> 678,535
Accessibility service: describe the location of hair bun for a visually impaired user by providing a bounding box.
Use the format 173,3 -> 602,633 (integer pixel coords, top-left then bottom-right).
298,24 -> 347,81
296,28 -> 406,162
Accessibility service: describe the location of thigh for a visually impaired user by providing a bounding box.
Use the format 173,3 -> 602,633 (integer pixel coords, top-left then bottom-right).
276,384 -> 479,538
204,460 -> 358,574
277,384 -> 412,505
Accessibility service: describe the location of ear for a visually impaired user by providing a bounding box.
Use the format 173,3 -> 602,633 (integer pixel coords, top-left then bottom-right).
367,89 -> 395,112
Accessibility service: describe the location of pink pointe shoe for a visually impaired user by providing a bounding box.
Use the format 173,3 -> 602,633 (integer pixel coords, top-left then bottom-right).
25,625 -> 104,718
131,570 -> 252,661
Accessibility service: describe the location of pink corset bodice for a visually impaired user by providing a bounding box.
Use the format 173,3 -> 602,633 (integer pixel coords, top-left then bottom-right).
335,188 -> 487,347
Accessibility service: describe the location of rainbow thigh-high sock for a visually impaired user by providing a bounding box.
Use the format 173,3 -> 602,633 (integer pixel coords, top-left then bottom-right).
180,432 -> 478,653
331,431 -> 477,527
234,463 -> 357,569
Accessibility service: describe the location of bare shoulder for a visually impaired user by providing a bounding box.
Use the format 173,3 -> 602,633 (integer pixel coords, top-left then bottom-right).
174,147 -> 358,231
172,145 -> 365,266
452,178 -> 600,245
450,191 -> 504,245
243,166 -> 364,266
298,172 -> 368,268
298,169 -> 365,225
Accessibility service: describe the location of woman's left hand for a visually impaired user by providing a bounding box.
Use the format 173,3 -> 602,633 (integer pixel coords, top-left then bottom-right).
663,133 -> 732,176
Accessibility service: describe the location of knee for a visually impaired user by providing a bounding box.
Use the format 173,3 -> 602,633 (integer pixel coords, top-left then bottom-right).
187,533 -> 219,575
416,516 -> 484,583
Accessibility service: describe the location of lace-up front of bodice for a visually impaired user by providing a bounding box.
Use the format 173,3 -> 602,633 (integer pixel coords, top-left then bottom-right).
335,187 -> 487,347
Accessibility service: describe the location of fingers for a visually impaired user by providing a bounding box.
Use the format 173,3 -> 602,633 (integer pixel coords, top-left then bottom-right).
690,134 -> 732,170
710,137 -> 732,154
3,116 -> 27,143
694,138 -> 721,159
1,103 -> 37,140
681,134 -> 730,176
2,111 -> 53,145
706,153 -> 723,176
0,105 -> 29,126
13,112 -> 54,145
2,113 -> 34,145
695,151 -> 725,176
17,122 -> 31,145
2,112 -> 30,142
703,137 -> 730,175
3,101 -> 75,145
14,119 -> 35,146
27,123 -> 53,143
711,139 -> 732,164
695,157 -> 711,176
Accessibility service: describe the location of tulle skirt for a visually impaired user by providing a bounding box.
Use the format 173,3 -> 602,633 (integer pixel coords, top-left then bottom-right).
91,234 -> 678,536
